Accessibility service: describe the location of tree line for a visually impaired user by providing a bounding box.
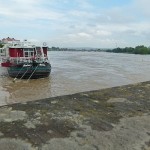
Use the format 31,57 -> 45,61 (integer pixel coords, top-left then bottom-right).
48,47 -> 100,51
106,45 -> 150,54
1,43 -> 150,54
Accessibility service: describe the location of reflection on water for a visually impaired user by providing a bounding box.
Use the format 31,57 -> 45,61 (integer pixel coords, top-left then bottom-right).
1,51 -> 150,106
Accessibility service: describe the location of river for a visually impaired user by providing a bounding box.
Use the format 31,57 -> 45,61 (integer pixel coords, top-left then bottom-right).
0,51 -> 150,106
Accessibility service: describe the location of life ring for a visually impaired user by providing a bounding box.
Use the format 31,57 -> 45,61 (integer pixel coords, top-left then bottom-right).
43,42 -> 47,46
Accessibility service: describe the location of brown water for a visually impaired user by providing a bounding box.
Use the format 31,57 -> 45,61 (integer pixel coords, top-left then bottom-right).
1,51 -> 150,106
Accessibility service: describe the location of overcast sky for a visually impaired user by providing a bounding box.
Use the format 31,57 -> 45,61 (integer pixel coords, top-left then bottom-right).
0,0 -> 150,48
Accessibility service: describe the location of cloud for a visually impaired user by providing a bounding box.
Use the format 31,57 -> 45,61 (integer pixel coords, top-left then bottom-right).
133,0 -> 150,17
96,30 -> 112,36
0,0 -> 64,21
0,0 -> 150,48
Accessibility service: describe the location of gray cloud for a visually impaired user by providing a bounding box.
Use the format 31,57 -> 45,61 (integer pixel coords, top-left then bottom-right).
0,0 -> 150,48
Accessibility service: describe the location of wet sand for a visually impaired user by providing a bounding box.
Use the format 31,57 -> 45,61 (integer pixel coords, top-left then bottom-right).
0,81 -> 150,150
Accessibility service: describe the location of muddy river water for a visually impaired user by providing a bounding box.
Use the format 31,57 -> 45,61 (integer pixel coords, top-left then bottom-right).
1,51 -> 150,106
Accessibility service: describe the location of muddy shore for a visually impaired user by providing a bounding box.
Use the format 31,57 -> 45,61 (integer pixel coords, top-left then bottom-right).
0,81 -> 150,150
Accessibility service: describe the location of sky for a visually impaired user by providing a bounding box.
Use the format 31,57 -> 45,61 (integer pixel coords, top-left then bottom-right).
0,0 -> 150,48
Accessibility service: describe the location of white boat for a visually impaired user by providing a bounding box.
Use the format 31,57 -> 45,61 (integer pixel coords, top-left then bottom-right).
0,40 -> 51,79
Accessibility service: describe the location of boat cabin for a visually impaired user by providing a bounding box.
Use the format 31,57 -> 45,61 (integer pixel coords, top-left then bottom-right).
8,47 -> 47,58
0,42 -> 49,67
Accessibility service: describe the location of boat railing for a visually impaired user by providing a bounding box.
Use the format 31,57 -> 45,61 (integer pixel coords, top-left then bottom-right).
7,56 -> 48,64
1,41 -> 35,48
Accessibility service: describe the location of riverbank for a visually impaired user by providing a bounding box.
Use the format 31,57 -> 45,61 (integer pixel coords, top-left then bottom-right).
0,81 -> 150,150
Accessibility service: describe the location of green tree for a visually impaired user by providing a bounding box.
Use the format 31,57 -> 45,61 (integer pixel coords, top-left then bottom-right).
0,44 -> 4,48
124,47 -> 134,53
134,45 -> 149,54
110,45 -> 150,54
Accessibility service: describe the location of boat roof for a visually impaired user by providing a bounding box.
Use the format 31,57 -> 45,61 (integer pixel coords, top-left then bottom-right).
2,41 -> 48,49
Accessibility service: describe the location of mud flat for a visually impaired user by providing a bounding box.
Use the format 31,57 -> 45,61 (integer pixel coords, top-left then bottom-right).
0,81 -> 150,150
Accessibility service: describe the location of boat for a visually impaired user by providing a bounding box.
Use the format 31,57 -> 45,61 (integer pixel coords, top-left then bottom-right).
0,40 -> 51,79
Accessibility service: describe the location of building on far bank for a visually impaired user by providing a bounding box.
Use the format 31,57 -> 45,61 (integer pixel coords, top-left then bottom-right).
1,37 -> 20,44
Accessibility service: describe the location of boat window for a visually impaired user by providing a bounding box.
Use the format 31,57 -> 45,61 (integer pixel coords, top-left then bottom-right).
31,52 -> 33,56
36,47 -> 41,50
0,49 -> 5,54
23,48 -> 34,57
25,52 -> 28,57
24,48 -> 34,52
